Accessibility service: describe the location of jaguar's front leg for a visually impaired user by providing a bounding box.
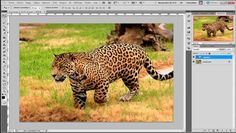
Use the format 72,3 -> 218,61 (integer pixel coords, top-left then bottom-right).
70,83 -> 87,109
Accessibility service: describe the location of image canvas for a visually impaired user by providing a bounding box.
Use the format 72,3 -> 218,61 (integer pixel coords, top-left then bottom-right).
19,23 -> 174,122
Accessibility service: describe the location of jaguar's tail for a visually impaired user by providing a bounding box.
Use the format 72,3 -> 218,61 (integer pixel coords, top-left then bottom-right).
144,57 -> 173,81
226,24 -> 233,31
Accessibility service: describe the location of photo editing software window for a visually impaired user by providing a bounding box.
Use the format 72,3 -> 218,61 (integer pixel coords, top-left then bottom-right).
1,0 -> 236,133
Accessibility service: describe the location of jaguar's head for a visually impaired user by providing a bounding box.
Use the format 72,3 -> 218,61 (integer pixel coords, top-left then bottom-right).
51,53 -> 76,82
202,23 -> 209,31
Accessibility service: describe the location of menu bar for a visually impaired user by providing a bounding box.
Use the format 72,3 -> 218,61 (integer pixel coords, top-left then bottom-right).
2,0 -> 235,6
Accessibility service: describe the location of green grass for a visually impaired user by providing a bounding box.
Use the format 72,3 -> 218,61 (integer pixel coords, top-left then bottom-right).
145,42 -> 173,61
20,87 -> 29,97
165,24 -> 173,32
133,79 -> 173,102
20,24 -> 114,80
51,88 -> 74,107
20,24 -> 173,80
193,16 -> 217,30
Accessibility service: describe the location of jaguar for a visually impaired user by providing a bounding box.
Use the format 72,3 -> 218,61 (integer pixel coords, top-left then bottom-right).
202,21 -> 233,37
51,43 -> 173,109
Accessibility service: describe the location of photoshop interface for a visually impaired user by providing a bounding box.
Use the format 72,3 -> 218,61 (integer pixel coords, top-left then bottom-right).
1,0 -> 235,133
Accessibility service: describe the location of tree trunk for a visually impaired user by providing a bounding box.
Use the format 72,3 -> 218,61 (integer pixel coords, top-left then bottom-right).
106,24 -> 173,51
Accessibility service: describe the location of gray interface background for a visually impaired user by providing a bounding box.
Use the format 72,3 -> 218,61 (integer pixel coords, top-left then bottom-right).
6,15 -> 185,131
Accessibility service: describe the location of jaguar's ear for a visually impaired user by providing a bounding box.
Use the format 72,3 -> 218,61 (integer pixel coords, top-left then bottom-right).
53,53 -> 57,57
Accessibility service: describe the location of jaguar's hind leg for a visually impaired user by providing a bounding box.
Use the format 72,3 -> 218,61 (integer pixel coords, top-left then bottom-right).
120,76 -> 139,102
220,29 -> 224,35
94,82 -> 109,104
213,31 -> 216,37
207,31 -> 211,37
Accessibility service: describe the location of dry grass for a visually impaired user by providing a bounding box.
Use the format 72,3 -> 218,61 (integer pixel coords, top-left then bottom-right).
36,28 -> 82,47
20,27 -> 39,42
20,62 -> 173,122
194,30 -> 234,41
36,37 -> 76,47
43,29 -> 80,38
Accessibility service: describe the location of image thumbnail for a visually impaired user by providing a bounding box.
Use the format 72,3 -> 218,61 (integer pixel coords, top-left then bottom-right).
193,16 -> 234,42
19,23 -> 174,122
